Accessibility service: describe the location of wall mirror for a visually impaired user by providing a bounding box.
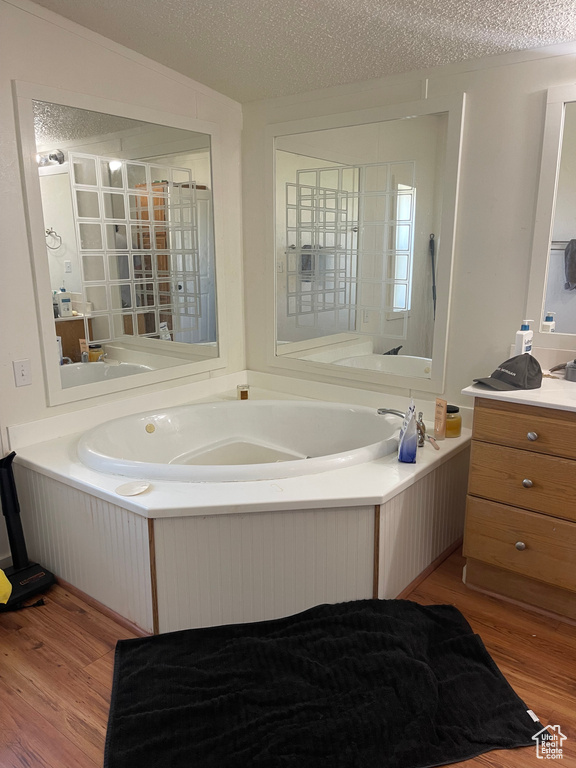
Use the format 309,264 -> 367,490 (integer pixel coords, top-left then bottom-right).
269,95 -> 465,393
16,85 -> 223,405
527,83 -> 576,345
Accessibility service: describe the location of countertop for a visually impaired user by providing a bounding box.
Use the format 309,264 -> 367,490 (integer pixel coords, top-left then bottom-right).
462,375 -> 576,412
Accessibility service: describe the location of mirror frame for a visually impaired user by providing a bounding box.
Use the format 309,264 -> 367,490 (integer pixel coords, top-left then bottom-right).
14,80 -> 228,406
264,93 -> 466,394
526,83 -> 576,348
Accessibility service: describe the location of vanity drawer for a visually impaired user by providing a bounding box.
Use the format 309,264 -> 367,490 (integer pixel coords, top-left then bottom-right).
463,496 -> 576,592
468,441 -> 576,522
472,398 -> 576,459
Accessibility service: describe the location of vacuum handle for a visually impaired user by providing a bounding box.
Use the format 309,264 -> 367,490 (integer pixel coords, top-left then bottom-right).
0,451 -> 29,570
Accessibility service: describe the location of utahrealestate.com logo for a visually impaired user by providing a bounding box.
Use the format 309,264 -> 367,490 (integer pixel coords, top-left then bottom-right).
532,724 -> 567,760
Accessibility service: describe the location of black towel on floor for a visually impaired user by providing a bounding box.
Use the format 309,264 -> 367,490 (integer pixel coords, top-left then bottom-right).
104,599 -> 537,768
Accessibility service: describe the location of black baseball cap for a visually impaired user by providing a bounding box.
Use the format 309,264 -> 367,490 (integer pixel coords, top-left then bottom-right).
473,354 -> 542,391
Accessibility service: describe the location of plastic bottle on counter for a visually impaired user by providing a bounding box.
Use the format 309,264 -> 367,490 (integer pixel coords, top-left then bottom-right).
514,319 -> 533,355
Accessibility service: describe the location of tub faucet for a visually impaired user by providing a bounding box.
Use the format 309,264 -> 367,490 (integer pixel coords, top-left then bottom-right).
377,408 -> 406,418
378,407 -> 430,448
416,411 -> 426,447
60,356 -> 73,365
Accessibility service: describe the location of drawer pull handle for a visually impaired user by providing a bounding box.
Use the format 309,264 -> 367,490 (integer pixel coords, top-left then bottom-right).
522,478 -> 533,488
527,431 -> 539,441
515,541 -> 526,551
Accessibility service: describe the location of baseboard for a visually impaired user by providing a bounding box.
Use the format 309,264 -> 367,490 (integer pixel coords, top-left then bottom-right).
395,538 -> 463,600
464,558 -> 576,626
56,576 -> 151,636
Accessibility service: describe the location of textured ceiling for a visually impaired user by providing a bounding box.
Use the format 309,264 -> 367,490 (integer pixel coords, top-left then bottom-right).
33,101 -> 146,146
31,0 -> 576,103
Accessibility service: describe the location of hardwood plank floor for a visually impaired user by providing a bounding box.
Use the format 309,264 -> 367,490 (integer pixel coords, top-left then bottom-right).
0,552 -> 574,767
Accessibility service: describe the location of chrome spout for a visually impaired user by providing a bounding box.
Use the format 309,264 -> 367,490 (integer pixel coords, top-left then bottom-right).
377,408 -> 406,418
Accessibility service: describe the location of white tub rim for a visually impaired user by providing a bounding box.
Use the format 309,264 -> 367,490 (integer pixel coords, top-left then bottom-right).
77,399 -> 400,482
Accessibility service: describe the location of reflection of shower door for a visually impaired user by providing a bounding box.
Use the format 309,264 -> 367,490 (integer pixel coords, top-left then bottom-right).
172,190 -> 215,343
285,176 -> 358,332
357,162 -> 415,340
132,183 -> 170,336
285,161 -> 415,339
69,153 -> 207,345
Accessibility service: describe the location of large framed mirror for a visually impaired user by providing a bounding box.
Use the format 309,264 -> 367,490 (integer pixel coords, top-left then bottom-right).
527,83 -> 576,347
267,94 -> 465,393
15,82 -> 225,405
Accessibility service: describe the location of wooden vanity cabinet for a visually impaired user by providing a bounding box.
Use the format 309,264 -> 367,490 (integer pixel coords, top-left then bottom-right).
463,397 -> 576,619
55,317 -> 92,362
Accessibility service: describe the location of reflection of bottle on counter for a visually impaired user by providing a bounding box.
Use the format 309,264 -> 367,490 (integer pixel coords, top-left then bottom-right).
542,311 -> 556,333
57,286 -> 72,317
88,343 -> 103,362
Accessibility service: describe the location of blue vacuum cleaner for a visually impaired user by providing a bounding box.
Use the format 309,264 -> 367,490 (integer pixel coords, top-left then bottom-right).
0,452 -> 55,611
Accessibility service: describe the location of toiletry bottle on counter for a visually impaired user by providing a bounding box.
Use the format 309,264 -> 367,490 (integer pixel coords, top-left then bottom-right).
237,385 -> 250,400
542,311 -> 556,333
445,405 -> 462,438
514,320 -> 533,354
57,286 -> 72,318
434,397 -> 447,441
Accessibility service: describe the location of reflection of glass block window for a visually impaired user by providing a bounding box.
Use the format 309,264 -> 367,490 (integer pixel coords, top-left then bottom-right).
70,153 -> 201,343
284,161 -> 415,337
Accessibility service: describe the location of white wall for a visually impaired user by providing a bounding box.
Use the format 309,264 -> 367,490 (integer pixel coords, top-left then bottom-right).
0,0 -> 243,428
242,46 -> 576,405
0,0 -> 244,559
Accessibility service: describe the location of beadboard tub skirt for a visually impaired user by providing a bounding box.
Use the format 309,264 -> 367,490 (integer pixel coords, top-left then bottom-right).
14,448 -> 469,634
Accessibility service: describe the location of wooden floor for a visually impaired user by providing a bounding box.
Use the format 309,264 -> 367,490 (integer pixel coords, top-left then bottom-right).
0,552 -> 574,767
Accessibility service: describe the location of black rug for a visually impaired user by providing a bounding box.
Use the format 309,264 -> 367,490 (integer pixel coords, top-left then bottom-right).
104,600 -> 537,768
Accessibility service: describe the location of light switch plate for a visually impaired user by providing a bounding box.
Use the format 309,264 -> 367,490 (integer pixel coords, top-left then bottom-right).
13,359 -> 32,387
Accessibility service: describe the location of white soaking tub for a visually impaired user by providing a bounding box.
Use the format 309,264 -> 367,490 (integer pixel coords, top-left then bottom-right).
77,400 -> 400,482
333,354 -> 432,377
60,361 -> 154,388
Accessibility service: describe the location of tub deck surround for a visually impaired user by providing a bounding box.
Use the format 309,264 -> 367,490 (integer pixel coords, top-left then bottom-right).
10,391 -> 470,633
13,424 -> 471,518
13,443 -> 470,634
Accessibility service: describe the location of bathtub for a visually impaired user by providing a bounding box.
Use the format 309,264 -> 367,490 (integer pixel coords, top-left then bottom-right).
13,391 -> 470,634
60,361 -> 154,388
333,354 -> 432,377
78,400 -> 400,482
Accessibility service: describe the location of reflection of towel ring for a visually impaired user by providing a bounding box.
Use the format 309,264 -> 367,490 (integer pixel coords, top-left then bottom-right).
45,228 -> 62,249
